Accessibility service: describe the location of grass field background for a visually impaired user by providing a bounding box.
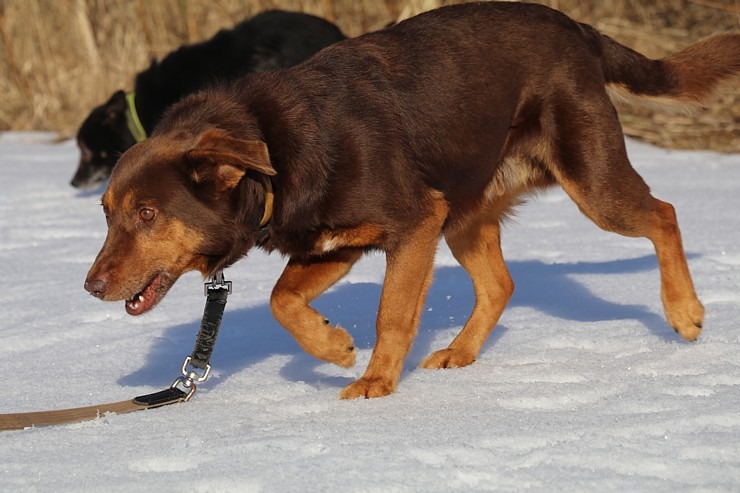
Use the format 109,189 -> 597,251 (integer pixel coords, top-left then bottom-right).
1,0 -> 737,150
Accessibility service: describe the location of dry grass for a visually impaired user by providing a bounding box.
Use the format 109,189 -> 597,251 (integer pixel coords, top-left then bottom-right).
0,0 -> 738,150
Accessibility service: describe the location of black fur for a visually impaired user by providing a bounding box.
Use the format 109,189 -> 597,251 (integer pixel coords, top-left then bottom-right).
71,10 -> 345,189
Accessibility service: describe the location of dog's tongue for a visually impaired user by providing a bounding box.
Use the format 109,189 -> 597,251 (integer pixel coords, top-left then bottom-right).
125,275 -> 162,316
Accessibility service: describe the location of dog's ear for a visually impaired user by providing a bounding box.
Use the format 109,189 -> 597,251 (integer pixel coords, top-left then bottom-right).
187,128 -> 277,192
103,91 -> 127,122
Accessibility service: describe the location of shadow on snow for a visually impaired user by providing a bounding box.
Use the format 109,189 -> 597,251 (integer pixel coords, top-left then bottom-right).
119,254 -> 687,391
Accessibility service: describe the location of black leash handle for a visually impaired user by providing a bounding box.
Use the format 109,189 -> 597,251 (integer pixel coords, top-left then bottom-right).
190,285 -> 229,369
170,270 -> 231,397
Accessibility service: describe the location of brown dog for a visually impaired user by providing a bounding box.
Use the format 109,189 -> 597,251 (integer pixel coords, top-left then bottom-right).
85,2 -> 740,399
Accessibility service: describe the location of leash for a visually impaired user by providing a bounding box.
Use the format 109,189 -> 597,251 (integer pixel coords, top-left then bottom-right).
0,271 -> 231,431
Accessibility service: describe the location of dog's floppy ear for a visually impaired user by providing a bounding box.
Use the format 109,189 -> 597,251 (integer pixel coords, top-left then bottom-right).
187,128 -> 277,192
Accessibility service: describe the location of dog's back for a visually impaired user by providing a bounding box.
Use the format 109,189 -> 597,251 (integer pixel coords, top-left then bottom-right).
257,2 -> 738,217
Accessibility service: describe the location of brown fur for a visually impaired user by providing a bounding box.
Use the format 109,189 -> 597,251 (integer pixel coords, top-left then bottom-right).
86,2 -> 739,398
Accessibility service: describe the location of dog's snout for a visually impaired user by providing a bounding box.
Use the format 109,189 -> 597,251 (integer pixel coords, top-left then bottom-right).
84,278 -> 108,299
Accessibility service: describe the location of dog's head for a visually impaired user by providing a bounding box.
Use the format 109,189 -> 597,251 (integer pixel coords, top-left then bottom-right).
84,127 -> 276,315
71,91 -> 137,189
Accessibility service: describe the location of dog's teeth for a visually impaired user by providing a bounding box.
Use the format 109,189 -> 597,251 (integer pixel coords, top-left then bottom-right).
138,295 -> 145,302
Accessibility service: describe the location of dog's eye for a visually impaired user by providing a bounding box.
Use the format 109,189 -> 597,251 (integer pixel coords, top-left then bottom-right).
139,208 -> 156,222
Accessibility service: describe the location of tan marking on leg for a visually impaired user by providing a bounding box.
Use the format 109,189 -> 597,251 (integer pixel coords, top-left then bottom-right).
271,249 -> 363,367
340,195 -> 448,399
554,174 -> 704,340
648,200 -> 704,341
422,209 -> 513,369
541,116 -> 704,340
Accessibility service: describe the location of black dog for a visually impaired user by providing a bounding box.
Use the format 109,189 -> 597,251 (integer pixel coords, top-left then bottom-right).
71,10 -> 345,189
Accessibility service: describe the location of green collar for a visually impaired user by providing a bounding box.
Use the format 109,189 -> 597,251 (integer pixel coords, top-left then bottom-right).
125,92 -> 147,142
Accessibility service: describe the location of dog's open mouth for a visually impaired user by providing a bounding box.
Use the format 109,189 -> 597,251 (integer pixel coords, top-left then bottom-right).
125,274 -> 164,316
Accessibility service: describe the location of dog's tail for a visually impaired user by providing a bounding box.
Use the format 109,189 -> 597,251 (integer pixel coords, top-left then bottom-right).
591,27 -> 740,108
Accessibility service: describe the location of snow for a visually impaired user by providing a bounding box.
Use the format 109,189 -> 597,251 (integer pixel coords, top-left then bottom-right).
1,132 -> 739,492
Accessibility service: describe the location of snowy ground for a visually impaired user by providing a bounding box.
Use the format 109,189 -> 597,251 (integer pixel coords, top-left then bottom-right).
1,132 -> 739,492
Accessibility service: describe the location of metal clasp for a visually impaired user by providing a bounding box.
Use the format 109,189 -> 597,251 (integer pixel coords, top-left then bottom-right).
169,356 -> 212,402
170,378 -> 198,402
204,270 -> 232,296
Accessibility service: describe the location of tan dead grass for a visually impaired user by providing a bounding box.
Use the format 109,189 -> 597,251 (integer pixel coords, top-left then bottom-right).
0,0 -> 737,150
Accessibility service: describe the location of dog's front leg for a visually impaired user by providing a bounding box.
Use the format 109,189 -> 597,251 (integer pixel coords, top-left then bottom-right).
340,197 -> 448,399
270,249 -> 362,367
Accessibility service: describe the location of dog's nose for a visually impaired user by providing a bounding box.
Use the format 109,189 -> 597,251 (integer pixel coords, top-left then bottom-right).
84,279 -> 108,299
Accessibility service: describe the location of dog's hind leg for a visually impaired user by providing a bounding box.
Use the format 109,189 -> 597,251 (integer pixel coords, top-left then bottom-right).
270,249 -> 363,368
545,95 -> 704,341
340,194 -> 449,399
421,210 -> 513,369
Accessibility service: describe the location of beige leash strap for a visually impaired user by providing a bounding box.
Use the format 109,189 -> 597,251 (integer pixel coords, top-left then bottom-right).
1,271 -> 231,432
0,387 -> 189,431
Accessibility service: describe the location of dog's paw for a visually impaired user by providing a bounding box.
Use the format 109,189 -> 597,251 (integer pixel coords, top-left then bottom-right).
339,376 -> 395,399
665,299 -> 704,342
302,324 -> 356,368
420,348 -> 476,369
323,326 -> 357,368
